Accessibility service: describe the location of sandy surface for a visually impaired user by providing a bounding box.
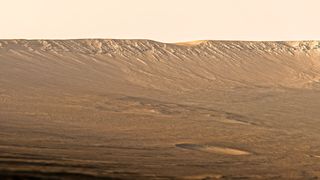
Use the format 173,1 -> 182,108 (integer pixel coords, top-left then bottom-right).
1,39 -> 320,179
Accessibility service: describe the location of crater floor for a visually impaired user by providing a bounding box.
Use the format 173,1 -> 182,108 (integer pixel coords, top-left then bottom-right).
1,39 -> 320,179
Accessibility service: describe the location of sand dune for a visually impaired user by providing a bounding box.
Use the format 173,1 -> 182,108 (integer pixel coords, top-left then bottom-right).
176,143 -> 251,156
1,39 -> 320,179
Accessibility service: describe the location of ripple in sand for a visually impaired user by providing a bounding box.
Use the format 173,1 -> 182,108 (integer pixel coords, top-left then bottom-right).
309,154 -> 320,158
180,174 -> 223,180
176,144 -> 251,156
216,118 -> 252,125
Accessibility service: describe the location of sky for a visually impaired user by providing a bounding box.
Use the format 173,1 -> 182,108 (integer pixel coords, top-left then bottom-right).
0,0 -> 319,42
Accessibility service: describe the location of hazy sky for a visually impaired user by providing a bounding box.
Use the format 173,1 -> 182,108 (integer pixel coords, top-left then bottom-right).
0,0 -> 319,42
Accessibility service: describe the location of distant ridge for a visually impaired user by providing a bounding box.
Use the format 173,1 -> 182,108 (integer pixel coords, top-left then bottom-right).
1,39 -> 320,93
0,39 -> 320,54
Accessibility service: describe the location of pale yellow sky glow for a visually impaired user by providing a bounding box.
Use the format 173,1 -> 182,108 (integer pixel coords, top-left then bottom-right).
0,0 -> 319,42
